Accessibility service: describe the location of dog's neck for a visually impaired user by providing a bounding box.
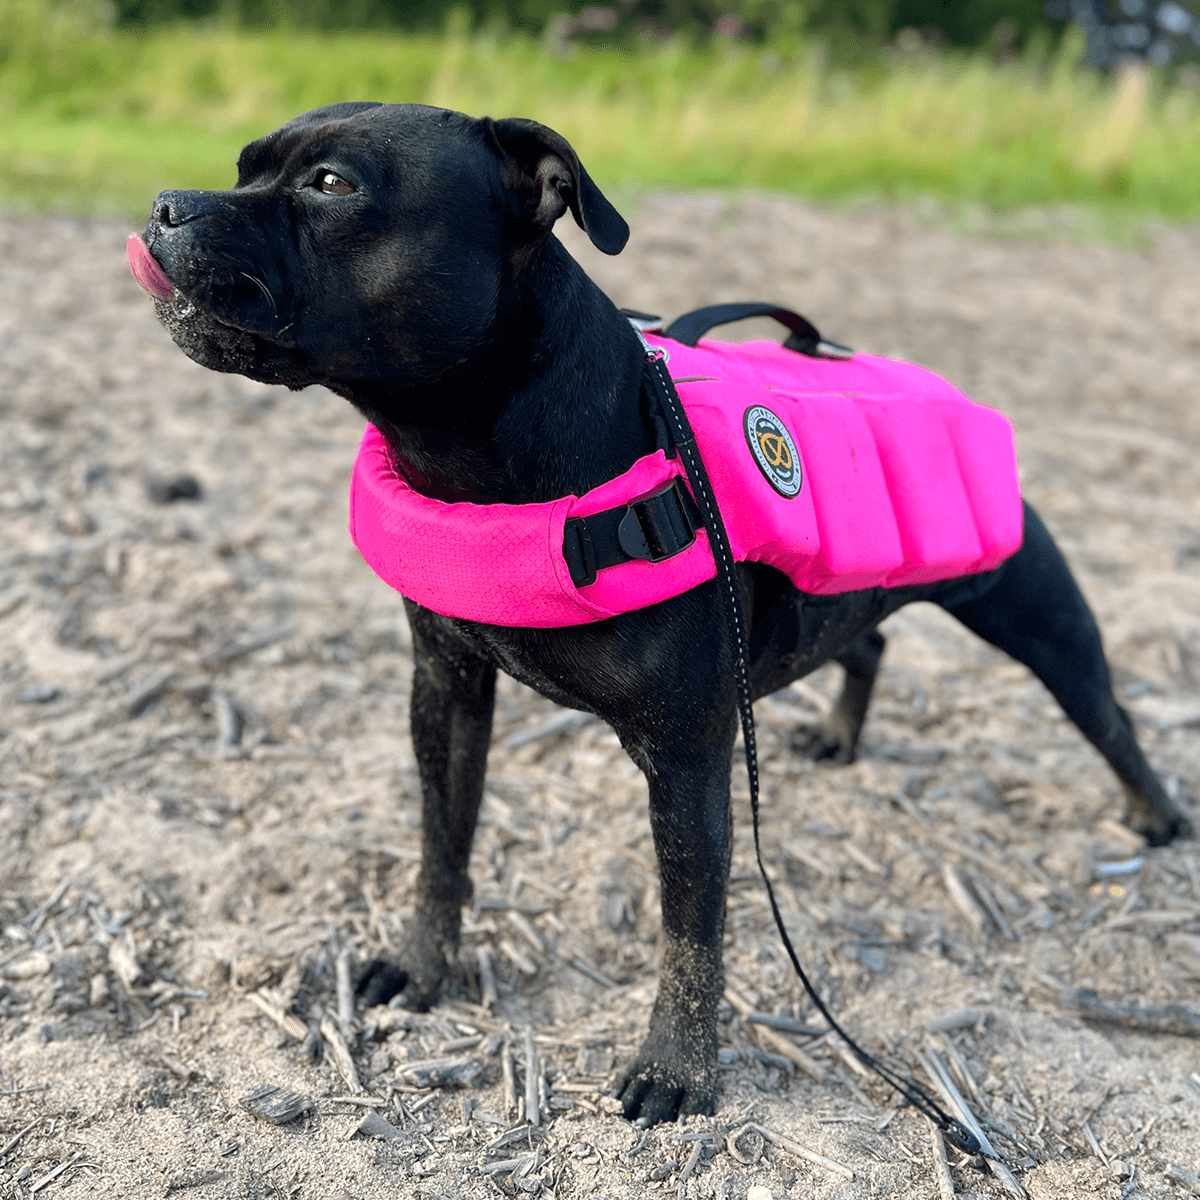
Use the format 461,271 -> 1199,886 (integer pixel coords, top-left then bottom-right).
349,236 -> 652,505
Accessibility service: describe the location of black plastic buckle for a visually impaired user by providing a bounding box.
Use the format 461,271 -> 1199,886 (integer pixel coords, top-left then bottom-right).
617,479 -> 698,563
563,517 -> 597,587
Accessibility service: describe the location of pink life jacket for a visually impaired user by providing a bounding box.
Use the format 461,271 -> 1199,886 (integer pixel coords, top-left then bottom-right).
349,333 -> 1023,628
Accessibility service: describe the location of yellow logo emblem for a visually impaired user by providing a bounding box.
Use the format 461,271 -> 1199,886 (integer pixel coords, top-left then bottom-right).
744,405 -> 801,498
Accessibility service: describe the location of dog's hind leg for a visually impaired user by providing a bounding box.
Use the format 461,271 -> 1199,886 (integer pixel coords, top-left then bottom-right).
357,605 -> 496,1009
793,628 -> 886,764
939,503 -> 1192,846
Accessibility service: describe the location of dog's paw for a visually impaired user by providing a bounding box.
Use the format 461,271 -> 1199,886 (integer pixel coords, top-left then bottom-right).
615,1049 -> 718,1125
790,721 -> 856,765
1133,809 -> 1195,847
354,951 -> 448,1011
355,960 -> 412,1007
1123,783 -> 1196,847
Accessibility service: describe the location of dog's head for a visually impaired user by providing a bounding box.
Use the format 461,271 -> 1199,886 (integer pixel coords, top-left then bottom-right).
131,103 -> 628,398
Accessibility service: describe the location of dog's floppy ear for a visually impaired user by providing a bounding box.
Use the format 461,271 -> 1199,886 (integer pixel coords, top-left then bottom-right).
487,117 -> 629,255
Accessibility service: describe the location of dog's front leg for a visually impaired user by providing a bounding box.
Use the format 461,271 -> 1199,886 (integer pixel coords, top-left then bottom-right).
358,605 -> 496,1009
614,718 -> 736,1125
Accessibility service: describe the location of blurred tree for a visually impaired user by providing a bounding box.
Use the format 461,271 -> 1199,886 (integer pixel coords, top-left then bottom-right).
105,0 -> 1198,69
889,0 -> 1050,47
108,0 -> 1062,39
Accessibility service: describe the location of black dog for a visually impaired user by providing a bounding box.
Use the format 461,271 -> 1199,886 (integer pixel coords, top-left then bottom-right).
137,102 -> 1191,1126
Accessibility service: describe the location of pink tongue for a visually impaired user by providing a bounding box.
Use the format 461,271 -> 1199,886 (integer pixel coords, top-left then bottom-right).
127,233 -> 173,300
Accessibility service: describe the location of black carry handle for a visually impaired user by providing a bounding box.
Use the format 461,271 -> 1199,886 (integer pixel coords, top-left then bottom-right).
662,302 -> 854,360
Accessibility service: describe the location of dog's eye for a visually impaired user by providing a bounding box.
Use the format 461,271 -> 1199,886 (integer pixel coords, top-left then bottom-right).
316,172 -> 355,196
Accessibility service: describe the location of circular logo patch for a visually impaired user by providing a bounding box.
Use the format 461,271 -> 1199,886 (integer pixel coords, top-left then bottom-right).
744,406 -> 802,498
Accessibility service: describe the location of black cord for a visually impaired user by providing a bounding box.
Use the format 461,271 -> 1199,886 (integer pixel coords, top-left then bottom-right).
642,351 -> 983,1159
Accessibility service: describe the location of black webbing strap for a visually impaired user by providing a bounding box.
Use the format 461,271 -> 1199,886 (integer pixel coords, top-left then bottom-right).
640,346 -> 982,1158
562,478 -> 702,588
662,302 -> 854,360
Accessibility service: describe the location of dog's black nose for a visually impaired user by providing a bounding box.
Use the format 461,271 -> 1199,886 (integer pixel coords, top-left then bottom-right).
152,190 -> 211,228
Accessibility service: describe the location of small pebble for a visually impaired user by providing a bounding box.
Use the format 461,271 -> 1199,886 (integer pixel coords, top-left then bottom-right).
18,685 -> 60,704
57,505 -> 95,536
145,473 -> 202,503
356,1110 -> 401,1142
747,1186 -> 773,1200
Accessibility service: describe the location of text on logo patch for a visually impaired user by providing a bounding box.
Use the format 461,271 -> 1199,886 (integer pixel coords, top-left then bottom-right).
744,405 -> 802,498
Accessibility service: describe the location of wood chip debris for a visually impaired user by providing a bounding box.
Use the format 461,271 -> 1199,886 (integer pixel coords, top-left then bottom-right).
0,952 -> 51,981
725,986 -> 826,1081
744,1122 -> 855,1181
1063,988 -> 1200,1037
925,1008 -> 983,1034
319,1013 -> 362,1093
246,991 -> 309,1041
398,1055 -> 485,1089
0,1119 -> 42,1159
356,1110 -> 401,1142
238,1085 -> 315,1125
1164,1162 -> 1200,1196
164,1167 -> 228,1193
929,1125 -> 957,1200
524,1028 -> 540,1127
29,1152 -> 92,1195
334,948 -> 355,1041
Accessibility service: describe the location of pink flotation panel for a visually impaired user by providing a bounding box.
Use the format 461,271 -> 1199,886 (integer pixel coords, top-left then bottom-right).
349,335 -> 1023,628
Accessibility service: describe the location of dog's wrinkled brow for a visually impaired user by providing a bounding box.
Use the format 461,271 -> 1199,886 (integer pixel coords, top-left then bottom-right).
236,138 -> 276,185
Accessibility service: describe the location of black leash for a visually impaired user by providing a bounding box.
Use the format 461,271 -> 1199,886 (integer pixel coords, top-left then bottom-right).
640,345 -> 983,1158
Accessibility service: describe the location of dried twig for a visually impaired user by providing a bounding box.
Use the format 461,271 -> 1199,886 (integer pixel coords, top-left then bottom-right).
937,1036 -> 984,1112
1063,989 -> 1200,1037
920,1051 -> 1027,1199
502,1039 -> 518,1117
568,958 -> 615,988
319,1013 -> 362,1094
125,669 -> 175,717
335,949 -> 355,1042
0,1118 -> 41,1159
725,987 -> 825,1082
929,1125 -> 957,1200
481,1153 -> 536,1176
30,1152 -> 88,1194
747,1123 -> 854,1181
25,878 -> 71,934
920,1049 -> 995,1157
744,1012 -> 825,1037
1163,1162 -> 1200,1195
211,690 -> 241,750
677,1139 -> 704,1193
524,1028 -> 540,1127
964,869 -> 1014,940
476,946 -> 497,1010
1082,1119 -> 1109,1168
398,1056 -> 484,1089
246,991 -> 308,1041
942,865 -> 986,940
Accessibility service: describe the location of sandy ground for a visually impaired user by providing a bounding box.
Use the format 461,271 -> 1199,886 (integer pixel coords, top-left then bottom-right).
2,194 -> 1200,1200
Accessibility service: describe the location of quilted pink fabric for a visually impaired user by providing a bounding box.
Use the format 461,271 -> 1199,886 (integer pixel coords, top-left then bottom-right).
349,336 -> 1023,627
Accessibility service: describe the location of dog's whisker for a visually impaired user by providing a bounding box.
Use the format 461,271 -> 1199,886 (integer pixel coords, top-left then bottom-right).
239,271 -> 278,318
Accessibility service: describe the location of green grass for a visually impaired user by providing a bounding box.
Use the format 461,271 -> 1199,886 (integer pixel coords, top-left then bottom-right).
3,13 -> 1200,223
